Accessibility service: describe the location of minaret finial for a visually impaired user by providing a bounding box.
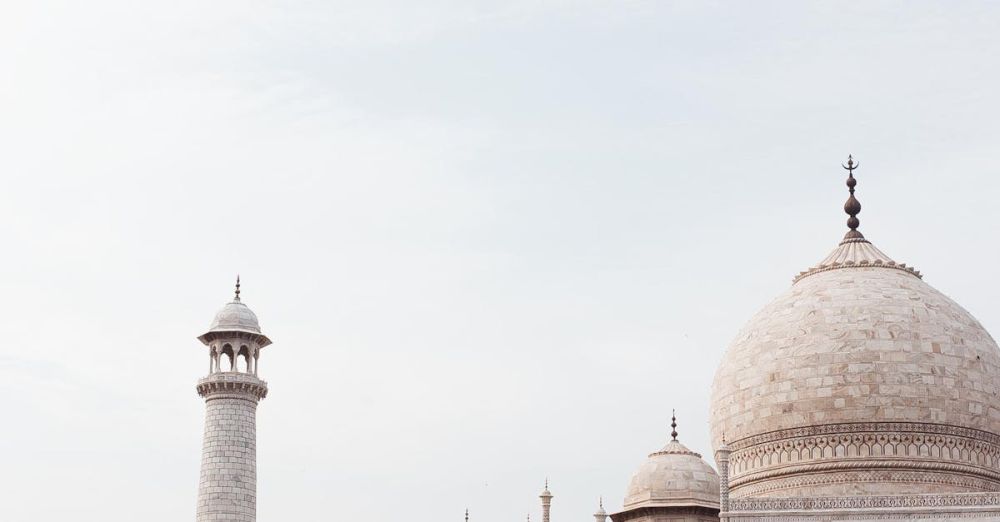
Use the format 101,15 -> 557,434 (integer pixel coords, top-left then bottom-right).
234,274 -> 241,301
841,155 -> 864,240
671,409 -> 678,441
545,477 -> 549,490
600,496 -> 604,509
465,508 -> 469,522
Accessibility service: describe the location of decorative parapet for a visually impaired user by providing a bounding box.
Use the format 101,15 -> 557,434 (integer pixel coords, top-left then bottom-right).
197,372 -> 268,401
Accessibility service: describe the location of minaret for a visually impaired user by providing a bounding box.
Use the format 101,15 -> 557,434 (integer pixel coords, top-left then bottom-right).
539,479 -> 552,522
593,497 -> 607,522
194,277 -> 273,522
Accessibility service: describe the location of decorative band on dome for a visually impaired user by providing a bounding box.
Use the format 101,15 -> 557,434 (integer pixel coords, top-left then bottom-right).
649,440 -> 702,458
793,237 -> 921,283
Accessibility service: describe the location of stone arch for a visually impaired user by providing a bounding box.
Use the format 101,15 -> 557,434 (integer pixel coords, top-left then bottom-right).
237,345 -> 251,373
221,344 -> 235,371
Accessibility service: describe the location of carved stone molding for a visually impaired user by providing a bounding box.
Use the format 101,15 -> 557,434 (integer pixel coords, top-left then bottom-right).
730,491 -> 1000,511
729,422 -> 1000,452
727,422 -> 1000,497
197,372 -> 268,401
735,469 -> 1000,498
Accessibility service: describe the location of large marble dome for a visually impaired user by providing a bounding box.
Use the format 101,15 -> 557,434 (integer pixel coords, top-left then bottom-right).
710,169 -> 1000,499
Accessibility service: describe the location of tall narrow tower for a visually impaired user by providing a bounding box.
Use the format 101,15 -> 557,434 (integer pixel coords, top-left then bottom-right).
539,479 -> 552,522
194,278 -> 273,522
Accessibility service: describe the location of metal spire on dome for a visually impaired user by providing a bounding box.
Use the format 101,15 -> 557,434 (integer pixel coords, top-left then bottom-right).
792,156 -> 921,283
465,508 -> 469,522
234,275 -> 242,302
842,155 -> 864,240
671,409 -> 678,441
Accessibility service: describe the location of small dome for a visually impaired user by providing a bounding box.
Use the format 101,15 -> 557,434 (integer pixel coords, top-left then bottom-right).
208,300 -> 261,334
197,285 -> 272,348
623,439 -> 720,510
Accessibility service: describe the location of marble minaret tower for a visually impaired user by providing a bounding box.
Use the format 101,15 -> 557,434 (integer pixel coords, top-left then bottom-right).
195,278 -> 273,522
540,480 -> 553,522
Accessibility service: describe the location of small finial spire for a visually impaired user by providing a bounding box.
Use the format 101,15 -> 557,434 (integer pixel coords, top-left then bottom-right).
234,274 -> 241,301
465,508 -> 469,522
841,155 -> 864,240
671,409 -> 678,441
600,496 -> 604,509
545,477 -> 549,490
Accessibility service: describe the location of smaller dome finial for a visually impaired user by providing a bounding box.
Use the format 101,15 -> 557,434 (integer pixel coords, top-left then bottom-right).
465,508 -> 469,522
234,274 -> 241,302
671,409 -> 678,441
842,155 -> 864,240
599,496 -> 604,509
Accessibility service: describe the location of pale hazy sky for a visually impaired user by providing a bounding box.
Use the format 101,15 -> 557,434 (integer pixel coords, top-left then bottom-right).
2,2 -> 1000,521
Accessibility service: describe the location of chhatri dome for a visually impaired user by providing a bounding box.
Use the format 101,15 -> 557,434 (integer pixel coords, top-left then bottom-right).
710,156 -> 1000,498
618,412 -> 720,519
198,276 -> 271,346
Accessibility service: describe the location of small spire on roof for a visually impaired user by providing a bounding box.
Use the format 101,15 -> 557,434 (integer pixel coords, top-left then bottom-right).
465,508 -> 469,522
842,155 -> 864,240
234,275 -> 242,302
671,409 -> 678,441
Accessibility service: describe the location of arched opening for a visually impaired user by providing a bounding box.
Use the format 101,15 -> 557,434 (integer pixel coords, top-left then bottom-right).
237,345 -> 250,373
221,344 -> 235,372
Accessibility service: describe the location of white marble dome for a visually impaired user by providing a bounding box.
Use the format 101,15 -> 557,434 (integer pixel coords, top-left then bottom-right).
624,438 -> 721,509
710,236 -> 1000,498
208,300 -> 262,334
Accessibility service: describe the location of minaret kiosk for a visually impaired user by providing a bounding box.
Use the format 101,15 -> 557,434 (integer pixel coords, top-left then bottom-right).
194,277 -> 273,522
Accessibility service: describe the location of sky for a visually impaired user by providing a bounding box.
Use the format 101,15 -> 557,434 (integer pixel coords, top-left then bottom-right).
2,1 -> 1000,521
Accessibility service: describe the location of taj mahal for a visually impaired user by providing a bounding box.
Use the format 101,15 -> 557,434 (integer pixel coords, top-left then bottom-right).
190,157 -> 1000,521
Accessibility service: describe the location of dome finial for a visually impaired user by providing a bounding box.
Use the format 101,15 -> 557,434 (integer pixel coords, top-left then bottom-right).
671,409 -> 678,441
234,274 -> 241,302
465,508 -> 469,522
842,155 -> 864,240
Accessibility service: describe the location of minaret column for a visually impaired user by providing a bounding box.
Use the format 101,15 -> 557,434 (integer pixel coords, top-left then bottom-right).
539,480 -> 553,522
196,372 -> 267,521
